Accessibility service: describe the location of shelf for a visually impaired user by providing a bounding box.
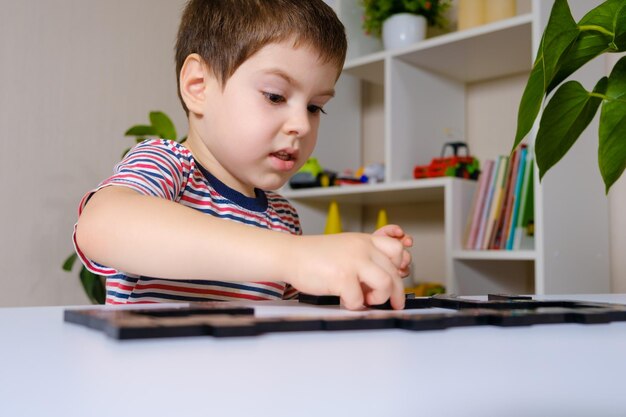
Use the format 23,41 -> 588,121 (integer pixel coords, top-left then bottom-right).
342,14 -> 533,85
453,250 -> 536,261
282,178 -> 472,204
343,52 -> 385,85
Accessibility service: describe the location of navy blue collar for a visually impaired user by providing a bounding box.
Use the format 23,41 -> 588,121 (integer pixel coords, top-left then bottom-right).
194,160 -> 268,213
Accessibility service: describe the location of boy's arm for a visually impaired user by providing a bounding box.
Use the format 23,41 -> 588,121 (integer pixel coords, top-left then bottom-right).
76,186 -> 406,310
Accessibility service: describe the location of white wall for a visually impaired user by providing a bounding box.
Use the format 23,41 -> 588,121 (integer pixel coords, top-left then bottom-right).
0,0 -> 187,306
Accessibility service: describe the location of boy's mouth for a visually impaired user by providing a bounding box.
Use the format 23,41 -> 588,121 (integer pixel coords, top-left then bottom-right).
271,151 -> 295,161
269,149 -> 298,172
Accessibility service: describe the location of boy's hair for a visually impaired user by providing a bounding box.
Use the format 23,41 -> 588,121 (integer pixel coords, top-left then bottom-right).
175,0 -> 347,115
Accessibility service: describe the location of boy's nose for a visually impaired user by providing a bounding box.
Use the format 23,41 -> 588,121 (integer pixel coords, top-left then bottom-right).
283,107 -> 311,139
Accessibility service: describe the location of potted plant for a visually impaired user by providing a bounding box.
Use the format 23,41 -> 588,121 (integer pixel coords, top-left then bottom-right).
513,0 -> 625,193
361,0 -> 451,50
63,111 -> 185,304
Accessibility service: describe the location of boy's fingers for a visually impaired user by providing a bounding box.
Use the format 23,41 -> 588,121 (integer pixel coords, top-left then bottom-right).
401,250 -> 412,269
371,236 -> 404,268
359,254 -> 404,309
339,276 -> 365,311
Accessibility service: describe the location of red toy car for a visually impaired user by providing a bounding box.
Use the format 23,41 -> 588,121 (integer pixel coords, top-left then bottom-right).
414,142 -> 480,180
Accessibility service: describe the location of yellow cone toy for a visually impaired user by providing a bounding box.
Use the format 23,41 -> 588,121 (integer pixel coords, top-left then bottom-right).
376,208 -> 388,230
324,201 -> 342,234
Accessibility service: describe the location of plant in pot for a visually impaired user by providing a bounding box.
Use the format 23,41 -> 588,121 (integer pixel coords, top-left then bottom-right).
513,0 -> 626,193
63,111 -> 184,304
360,0 -> 451,50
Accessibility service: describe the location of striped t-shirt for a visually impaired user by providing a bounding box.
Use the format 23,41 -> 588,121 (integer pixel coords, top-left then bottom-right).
73,139 -> 301,304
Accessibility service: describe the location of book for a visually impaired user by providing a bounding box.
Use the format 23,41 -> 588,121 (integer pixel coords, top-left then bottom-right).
505,146 -> 528,250
474,156 -> 502,250
464,159 -> 495,249
491,147 -> 521,249
482,155 -> 509,249
514,154 -> 535,250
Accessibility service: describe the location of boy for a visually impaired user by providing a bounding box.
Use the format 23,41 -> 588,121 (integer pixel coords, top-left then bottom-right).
74,0 -> 412,310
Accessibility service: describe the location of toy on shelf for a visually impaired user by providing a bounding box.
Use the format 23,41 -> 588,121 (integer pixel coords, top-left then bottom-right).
290,159 -> 385,188
361,163 -> 385,183
413,141 -> 480,180
324,201 -> 342,234
289,158 -> 336,189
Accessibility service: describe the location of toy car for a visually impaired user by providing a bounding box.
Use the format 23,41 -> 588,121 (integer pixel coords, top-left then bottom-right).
289,158 -> 337,189
413,141 -> 480,180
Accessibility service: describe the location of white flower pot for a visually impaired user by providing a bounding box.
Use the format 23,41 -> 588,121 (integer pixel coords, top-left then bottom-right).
382,13 -> 427,50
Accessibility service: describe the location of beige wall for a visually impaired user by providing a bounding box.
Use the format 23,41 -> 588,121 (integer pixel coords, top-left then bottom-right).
0,0 -> 187,306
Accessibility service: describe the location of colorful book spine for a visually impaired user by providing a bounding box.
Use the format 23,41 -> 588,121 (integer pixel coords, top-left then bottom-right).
514,153 -> 534,250
465,159 -> 495,249
482,155 -> 508,249
505,146 -> 528,250
491,148 -> 520,249
474,157 -> 502,250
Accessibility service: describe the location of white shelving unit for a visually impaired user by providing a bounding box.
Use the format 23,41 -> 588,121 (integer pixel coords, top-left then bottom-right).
285,0 -> 610,295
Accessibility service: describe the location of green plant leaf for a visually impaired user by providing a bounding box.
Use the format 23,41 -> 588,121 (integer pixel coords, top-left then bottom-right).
535,77 -> 608,180
79,267 -> 106,305
149,111 -> 177,140
541,0 -> 579,89
513,0 -> 578,149
546,32 -> 612,93
513,59 -> 546,150
547,0 -> 626,93
612,3 -> 626,50
62,253 -> 78,272
599,56 -> 626,193
125,125 -> 158,136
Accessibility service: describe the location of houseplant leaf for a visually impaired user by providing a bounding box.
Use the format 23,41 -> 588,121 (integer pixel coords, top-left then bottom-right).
149,111 -> 177,140
546,0 -> 626,93
125,124 -> 158,136
513,0 -> 578,149
535,77 -> 608,180
62,253 -> 78,272
79,267 -> 106,304
599,56 -> 626,192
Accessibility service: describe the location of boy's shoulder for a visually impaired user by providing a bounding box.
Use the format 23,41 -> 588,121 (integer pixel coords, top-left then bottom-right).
133,138 -> 192,157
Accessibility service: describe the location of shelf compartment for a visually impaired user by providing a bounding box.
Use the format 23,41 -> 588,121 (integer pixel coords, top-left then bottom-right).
395,14 -> 532,83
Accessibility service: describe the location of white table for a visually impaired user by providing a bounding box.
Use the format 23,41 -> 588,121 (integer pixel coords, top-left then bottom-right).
2,294 -> 626,417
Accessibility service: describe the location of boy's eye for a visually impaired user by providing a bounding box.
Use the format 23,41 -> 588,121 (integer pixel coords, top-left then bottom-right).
263,92 -> 285,104
307,105 -> 327,115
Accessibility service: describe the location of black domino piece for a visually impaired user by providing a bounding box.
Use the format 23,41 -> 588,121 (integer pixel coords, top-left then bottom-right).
322,313 -> 398,331
106,320 -> 208,340
488,294 -> 533,301
298,293 -> 340,305
370,296 -> 432,310
447,309 -> 497,327
397,313 -> 450,331
486,309 -> 564,327
202,316 -> 260,337
135,306 -> 254,318
255,316 -> 324,333
564,308 -> 614,324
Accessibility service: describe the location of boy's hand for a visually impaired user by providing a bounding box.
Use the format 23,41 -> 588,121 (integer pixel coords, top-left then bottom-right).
290,233 -> 406,310
373,225 -> 413,278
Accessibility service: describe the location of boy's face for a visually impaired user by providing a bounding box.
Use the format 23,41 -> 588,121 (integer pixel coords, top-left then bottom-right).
189,40 -> 339,197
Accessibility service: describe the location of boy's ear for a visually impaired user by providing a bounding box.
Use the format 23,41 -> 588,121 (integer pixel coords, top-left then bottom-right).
179,53 -> 211,115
